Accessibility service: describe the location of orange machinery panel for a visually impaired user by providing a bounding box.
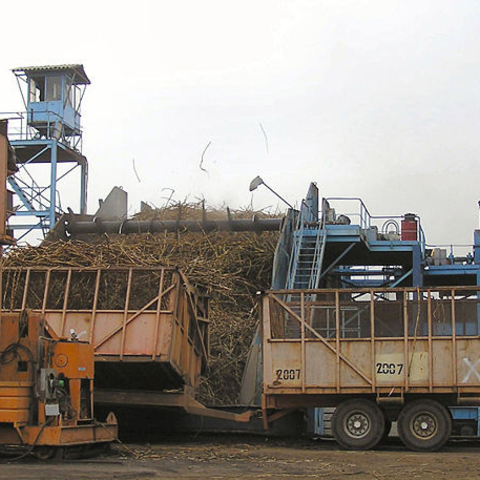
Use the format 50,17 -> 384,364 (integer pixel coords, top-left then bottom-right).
51,342 -> 94,380
0,313 -> 42,424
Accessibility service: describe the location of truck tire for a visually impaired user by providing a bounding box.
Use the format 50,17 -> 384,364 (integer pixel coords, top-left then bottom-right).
332,399 -> 385,450
397,399 -> 452,451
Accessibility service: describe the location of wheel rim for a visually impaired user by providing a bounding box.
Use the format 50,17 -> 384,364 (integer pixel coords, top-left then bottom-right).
411,412 -> 438,440
344,411 -> 371,439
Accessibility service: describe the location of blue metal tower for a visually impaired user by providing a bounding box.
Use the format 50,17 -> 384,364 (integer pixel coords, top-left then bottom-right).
6,64 -> 90,241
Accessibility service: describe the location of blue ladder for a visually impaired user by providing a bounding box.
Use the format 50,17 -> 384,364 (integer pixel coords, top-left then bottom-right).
287,227 -> 326,293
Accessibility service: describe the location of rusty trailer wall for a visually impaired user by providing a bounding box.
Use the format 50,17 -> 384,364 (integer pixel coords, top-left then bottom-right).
262,287 -> 480,409
1,267 -> 208,393
0,120 -> 16,246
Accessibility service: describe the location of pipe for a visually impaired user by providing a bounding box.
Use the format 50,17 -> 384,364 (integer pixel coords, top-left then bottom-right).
65,217 -> 284,235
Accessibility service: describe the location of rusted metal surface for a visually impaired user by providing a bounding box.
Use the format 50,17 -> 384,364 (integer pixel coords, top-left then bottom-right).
1,267 -> 209,392
20,413 -> 117,446
0,313 -> 41,424
262,287 -> 480,410
95,389 -> 252,423
0,120 -> 16,246
0,125 -> 7,243
0,311 -> 118,449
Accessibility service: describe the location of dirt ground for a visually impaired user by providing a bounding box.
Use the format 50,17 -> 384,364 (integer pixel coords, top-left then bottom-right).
1,435 -> 480,480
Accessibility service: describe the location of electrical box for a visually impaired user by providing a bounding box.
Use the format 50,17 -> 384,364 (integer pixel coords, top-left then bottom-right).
38,369 -> 57,400
45,403 -> 60,417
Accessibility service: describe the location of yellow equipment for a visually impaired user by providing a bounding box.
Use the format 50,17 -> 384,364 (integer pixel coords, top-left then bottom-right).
0,119 -> 117,460
0,311 -> 117,459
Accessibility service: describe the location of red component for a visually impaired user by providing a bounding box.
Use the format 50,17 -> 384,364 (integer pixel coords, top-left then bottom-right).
401,214 -> 417,241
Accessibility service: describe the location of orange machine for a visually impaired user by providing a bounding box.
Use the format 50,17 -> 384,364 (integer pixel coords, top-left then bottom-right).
0,113 -> 117,460
0,311 -> 117,459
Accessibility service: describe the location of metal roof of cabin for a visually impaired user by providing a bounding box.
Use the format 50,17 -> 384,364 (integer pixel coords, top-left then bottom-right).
12,64 -> 90,85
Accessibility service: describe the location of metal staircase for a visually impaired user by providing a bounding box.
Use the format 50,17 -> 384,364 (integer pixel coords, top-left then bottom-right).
285,211 -> 362,339
283,212 -> 327,337
287,217 -> 326,293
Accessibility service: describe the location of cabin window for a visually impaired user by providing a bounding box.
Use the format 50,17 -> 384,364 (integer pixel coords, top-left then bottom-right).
46,76 -> 63,101
29,78 -> 44,102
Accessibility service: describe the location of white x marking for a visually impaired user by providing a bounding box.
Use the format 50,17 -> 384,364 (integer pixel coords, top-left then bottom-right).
462,358 -> 480,383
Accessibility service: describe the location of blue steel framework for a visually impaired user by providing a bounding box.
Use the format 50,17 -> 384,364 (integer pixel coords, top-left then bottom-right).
246,183 -> 480,436
275,183 -> 479,296
4,65 -> 89,241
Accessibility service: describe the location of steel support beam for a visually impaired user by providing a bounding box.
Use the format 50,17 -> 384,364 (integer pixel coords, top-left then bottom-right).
66,217 -> 283,235
49,140 -> 58,229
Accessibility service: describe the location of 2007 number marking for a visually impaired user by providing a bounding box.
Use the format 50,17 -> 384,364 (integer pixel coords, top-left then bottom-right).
376,362 -> 404,375
276,369 -> 301,381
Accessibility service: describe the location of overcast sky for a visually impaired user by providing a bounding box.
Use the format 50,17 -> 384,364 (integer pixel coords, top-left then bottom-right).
1,0 -> 480,247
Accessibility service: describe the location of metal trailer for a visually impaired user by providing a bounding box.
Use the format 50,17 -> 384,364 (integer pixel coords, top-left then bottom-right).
0,266 -> 251,424
261,286 -> 480,451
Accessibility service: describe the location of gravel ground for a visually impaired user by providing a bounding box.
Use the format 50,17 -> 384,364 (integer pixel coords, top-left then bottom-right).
1,434 -> 480,480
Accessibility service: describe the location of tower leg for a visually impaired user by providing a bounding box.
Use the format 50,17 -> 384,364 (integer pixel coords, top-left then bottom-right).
80,161 -> 88,214
49,141 -> 58,229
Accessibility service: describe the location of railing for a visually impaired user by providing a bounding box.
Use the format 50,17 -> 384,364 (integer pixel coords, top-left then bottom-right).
8,174 -> 62,215
0,111 -> 83,152
323,197 -> 372,230
262,286 -> 480,397
324,197 -> 427,255
266,286 -> 480,340
285,209 -> 305,289
1,267 -> 209,373
424,243 -> 475,266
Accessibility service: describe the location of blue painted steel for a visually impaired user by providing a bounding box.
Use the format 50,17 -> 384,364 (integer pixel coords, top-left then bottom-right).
27,88 -> 80,134
7,179 -> 36,213
9,143 -> 49,165
476,230 -> 480,337
286,211 -> 326,292
367,240 -> 421,251
49,140 -> 58,229
412,244 -> 422,287
314,408 -> 324,435
271,209 -> 297,290
450,407 -> 478,420
6,66 -> 89,239
425,265 -> 480,276
80,162 -> 87,214
13,211 -> 49,217
477,269 -> 480,336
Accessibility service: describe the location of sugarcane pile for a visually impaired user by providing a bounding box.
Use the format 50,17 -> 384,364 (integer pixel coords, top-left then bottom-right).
3,202 -> 281,404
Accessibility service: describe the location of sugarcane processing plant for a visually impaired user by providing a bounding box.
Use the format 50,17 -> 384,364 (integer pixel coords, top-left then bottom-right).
3,64 -> 480,454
